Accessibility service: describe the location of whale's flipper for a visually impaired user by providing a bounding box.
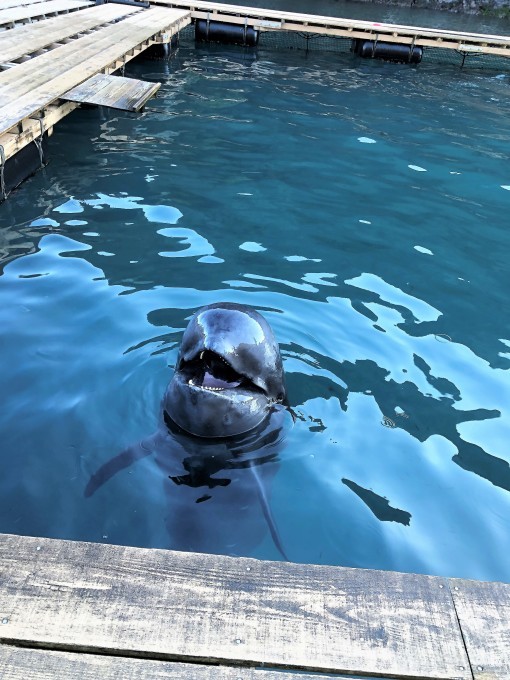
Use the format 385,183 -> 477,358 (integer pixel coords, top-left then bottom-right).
84,439 -> 154,498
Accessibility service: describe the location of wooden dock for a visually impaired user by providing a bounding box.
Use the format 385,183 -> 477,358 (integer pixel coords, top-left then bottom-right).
0,1 -> 191,198
157,0 -> 510,58
1,533 -> 509,679
0,0 -> 93,30
1,0 -> 510,200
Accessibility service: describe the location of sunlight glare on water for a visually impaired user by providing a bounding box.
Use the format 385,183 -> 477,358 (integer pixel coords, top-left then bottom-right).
0,42 -> 509,582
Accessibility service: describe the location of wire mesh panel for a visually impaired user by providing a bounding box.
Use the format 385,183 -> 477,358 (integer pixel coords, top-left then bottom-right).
180,21 -> 510,71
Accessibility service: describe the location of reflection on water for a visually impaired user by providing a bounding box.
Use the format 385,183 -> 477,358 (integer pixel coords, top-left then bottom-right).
0,44 -> 509,582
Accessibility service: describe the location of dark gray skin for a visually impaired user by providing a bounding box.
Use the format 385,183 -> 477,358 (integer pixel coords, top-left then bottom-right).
164,302 -> 286,438
85,303 -> 291,559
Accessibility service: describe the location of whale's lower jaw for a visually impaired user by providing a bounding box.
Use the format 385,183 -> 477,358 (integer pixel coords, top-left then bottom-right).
163,373 -> 271,438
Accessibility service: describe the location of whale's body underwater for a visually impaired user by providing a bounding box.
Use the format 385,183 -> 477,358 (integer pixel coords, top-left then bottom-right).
86,303 -> 291,559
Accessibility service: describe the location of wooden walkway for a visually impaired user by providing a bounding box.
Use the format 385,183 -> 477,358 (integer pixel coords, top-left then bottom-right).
0,5 -> 190,136
0,0 -> 509,200
0,1 -> 190,196
0,0 -> 93,30
156,0 -> 510,57
0,6 -> 189,135
0,533 -> 509,679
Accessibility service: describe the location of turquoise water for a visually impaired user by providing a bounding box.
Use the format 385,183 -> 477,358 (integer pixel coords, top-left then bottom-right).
1,44 -> 509,582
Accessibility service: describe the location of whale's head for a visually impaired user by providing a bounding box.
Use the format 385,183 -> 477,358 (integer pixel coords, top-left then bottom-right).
163,302 -> 286,438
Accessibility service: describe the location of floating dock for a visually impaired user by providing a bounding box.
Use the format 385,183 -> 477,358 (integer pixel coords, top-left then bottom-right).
0,532 -> 509,679
158,0 -> 510,58
1,0 -> 510,200
0,1 -> 191,198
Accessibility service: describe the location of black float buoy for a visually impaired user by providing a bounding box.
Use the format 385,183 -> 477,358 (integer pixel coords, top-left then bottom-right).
352,39 -> 423,64
195,18 -> 259,47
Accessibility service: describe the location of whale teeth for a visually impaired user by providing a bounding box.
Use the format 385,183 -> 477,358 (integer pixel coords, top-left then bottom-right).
187,378 -> 223,392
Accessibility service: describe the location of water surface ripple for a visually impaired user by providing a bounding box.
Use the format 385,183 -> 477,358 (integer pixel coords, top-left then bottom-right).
1,46 -> 509,581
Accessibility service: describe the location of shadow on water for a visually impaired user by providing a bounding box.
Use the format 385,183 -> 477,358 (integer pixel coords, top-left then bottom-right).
84,404 -> 293,559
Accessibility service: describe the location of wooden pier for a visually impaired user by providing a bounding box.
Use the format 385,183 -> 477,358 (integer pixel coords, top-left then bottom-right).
0,533 -> 509,679
0,0 -> 191,198
0,0 -> 509,199
158,0 -> 510,58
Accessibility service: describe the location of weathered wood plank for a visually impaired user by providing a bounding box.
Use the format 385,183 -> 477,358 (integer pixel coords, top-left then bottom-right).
0,0 -> 92,27
155,0 -> 510,43
63,73 -> 160,111
0,646 -> 348,680
0,533 -> 470,679
0,5 -> 139,63
0,9 -> 162,94
0,7 -> 190,135
449,578 -> 510,680
0,0 -> 50,9
0,101 -> 77,161
188,8 -> 510,57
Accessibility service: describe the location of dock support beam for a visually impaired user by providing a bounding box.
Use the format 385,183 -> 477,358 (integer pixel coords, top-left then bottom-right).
1,136 -> 48,200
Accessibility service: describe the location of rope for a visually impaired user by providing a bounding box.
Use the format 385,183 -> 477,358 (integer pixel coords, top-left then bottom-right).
410,36 -> 416,63
373,33 -> 379,58
32,115 -> 45,167
0,145 -> 6,201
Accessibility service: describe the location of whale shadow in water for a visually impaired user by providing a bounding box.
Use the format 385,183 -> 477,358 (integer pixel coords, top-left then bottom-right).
85,302 -> 293,559
85,405 -> 292,559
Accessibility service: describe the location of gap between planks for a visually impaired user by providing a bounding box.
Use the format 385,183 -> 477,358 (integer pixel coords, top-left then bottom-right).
0,533 -> 473,679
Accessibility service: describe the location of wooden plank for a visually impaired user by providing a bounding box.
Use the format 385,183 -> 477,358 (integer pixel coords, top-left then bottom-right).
189,10 -> 510,57
0,646 -> 349,680
0,8 -> 165,93
449,578 -> 510,680
0,0 -> 50,9
0,533 -> 470,679
62,73 -> 160,111
0,7 -> 190,135
0,101 -> 77,160
155,0 -> 510,44
0,5 -> 140,63
155,0 -> 510,53
0,0 -> 92,27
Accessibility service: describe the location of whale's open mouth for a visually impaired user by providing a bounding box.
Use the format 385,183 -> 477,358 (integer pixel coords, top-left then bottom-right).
179,350 -> 263,394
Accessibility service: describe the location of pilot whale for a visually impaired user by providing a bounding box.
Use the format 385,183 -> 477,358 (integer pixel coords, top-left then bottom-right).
85,302 -> 291,559
164,302 -> 287,437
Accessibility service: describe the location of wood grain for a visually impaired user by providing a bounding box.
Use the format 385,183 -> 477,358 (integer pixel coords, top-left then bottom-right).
63,73 -> 160,111
0,5 -> 139,63
449,578 -> 510,680
0,101 -> 78,161
0,533 -> 470,679
0,0 -> 92,27
0,646 -> 348,680
0,7 -> 190,135
0,0 -> 51,9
